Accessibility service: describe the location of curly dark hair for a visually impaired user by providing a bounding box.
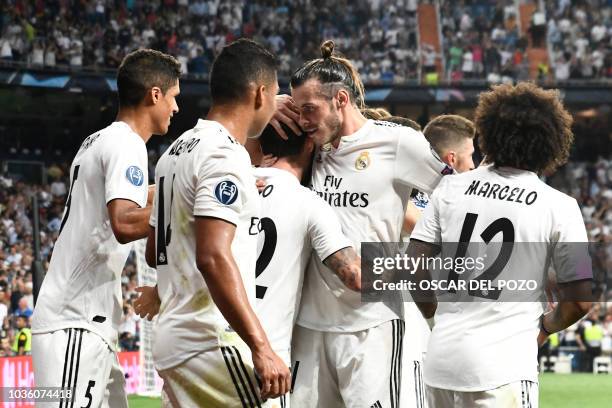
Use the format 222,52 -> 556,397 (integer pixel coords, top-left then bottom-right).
474,82 -> 574,174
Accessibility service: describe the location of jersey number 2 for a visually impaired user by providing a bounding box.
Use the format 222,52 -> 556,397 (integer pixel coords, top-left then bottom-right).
255,217 -> 277,299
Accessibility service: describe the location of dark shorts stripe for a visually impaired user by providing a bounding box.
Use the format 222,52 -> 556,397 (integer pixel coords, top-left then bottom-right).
231,346 -> 262,408
69,329 -> 84,408
59,329 -> 73,408
221,347 -> 249,408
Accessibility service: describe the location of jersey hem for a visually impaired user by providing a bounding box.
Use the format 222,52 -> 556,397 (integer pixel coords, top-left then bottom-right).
295,316 -> 398,333
153,341 -> 220,371
424,374 -> 539,392
31,322 -> 117,352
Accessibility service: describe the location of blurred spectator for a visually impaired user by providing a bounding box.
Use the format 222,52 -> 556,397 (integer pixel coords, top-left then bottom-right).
11,315 -> 31,356
576,305 -> 605,372
119,304 -> 140,351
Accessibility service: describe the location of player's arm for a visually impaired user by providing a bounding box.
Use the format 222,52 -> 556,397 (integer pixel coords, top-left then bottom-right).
103,133 -> 153,244
406,239 -> 440,319
196,217 -> 290,399
145,225 -> 156,268
539,283 -> 592,346
406,181 -> 444,318
308,194 -> 361,291
107,185 -> 154,244
323,247 -> 361,291
539,199 -> 594,345
403,201 -> 422,235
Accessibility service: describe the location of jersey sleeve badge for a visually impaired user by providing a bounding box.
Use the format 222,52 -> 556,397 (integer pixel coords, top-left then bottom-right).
126,166 -> 144,186
215,180 -> 239,205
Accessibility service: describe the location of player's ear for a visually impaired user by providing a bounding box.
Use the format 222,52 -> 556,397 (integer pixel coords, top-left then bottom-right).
336,89 -> 349,109
445,151 -> 456,167
254,85 -> 265,110
149,87 -> 163,106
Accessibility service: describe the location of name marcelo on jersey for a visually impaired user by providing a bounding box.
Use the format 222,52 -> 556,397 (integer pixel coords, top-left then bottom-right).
314,175 -> 369,208
465,179 -> 538,205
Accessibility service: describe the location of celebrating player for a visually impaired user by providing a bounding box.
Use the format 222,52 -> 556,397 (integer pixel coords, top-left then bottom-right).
254,123 -> 362,405
404,114 -> 476,232
145,39 -> 290,407
32,49 -> 180,408
408,82 -> 593,407
280,40 -> 450,408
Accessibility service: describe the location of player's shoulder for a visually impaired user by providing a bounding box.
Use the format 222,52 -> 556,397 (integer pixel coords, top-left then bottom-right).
98,121 -> 143,145
77,122 -> 143,159
168,120 -> 245,161
534,177 -> 579,208
371,120 -> 421,139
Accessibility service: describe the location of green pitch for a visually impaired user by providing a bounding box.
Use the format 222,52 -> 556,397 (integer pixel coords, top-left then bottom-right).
126,373 -> 612,407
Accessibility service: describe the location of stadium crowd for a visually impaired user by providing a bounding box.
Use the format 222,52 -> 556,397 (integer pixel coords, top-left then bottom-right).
0,162 -> 141,355
0,147 -> 611,368
0,0 -> 609,83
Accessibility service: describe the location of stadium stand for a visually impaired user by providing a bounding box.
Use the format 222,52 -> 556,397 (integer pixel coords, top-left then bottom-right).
0,0 -> 608,83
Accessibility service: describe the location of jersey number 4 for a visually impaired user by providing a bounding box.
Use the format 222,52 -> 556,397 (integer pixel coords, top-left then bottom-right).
156,175 -> 175,265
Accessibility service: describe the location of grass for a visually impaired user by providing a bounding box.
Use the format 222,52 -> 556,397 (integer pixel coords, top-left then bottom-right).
539,373 -> 612,408
127,395 -> 161,408
126,373 -> 612,407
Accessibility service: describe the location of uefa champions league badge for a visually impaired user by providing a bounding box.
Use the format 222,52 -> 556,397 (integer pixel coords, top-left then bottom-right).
215,180 -> 239,205
125,166 -> 144,186
355,151 -> 370,170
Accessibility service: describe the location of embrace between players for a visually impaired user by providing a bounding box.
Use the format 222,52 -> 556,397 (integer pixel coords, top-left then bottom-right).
31,38 -> 593,408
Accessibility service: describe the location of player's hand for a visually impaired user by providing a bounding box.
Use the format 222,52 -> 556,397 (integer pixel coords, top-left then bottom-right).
147,184 -> 155,207
252,346 -> 291,400
270,94 -> 301,140
133,286 -> 161,321
255,178 -> 267,193
260,154 -> 278,168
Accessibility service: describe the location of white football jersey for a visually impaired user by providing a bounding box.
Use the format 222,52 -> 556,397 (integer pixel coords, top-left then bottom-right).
297,120 -> 449,332
151,119 -> 260,371
411,164 -> 589,391
32,122 -> 148,350
252,167 -> 352,357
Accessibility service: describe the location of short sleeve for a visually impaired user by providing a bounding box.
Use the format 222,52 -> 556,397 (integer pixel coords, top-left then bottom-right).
193,145 -> 252,226
394,128 -> 451,195
410,179 -> 444,244
307,193 -> 353,261
148,180 -> 158,228
551,198 -> 592,283
103,134 -> 148,208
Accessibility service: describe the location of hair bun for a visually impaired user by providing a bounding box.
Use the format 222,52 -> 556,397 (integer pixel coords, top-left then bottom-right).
320,40 -> 334,59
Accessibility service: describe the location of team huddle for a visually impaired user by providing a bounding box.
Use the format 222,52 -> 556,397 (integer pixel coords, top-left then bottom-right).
30,39 -> 592,408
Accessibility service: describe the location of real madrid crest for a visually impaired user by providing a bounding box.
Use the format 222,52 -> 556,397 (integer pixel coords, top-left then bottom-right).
355,151 -> 370,170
